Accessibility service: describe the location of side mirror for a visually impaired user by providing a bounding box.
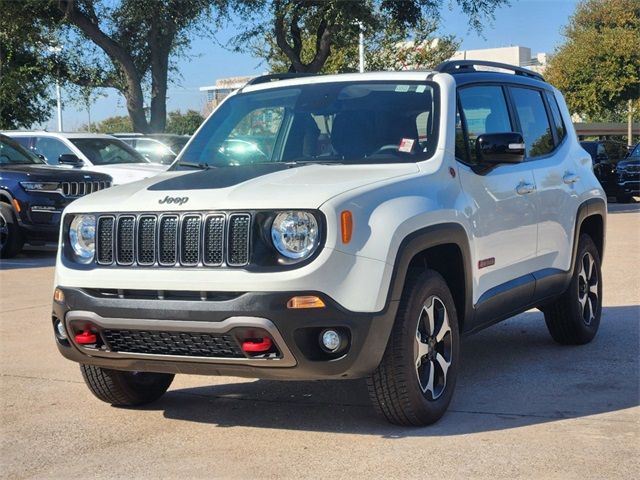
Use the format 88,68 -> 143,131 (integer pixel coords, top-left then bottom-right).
476,132 -> 525,166
58,154 -> 84,167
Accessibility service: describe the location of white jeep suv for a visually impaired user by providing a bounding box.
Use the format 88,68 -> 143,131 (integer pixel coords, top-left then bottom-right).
51,61 -> 606,426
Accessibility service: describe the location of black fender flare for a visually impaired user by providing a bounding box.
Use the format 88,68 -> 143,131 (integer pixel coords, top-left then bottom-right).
383,222 -> 474,329
572,197 -> 607,272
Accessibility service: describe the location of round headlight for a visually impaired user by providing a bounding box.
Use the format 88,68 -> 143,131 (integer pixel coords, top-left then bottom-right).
271,211 -> 319,260
69,214 -> 96,262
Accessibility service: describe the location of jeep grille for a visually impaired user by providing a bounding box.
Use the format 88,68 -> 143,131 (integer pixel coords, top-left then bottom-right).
62,181 -> 110,197
95,212 -> 251,268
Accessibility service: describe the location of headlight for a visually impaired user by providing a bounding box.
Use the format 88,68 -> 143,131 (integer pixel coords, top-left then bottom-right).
20,181 -> 60,192
271,211 -> 319,260
69,214 -> 96,262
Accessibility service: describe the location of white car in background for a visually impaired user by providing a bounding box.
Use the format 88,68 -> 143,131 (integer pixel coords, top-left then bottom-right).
3,132 -> 166,185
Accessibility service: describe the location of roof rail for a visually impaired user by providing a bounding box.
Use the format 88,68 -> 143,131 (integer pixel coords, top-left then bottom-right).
434,60 -> 545,82
244,72 -> 320,87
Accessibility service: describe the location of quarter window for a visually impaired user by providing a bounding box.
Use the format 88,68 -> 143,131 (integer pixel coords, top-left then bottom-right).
545,91 -> 566,143
458,86 -> 513,164
32,137 -> 74,165
510,87 -> 554,159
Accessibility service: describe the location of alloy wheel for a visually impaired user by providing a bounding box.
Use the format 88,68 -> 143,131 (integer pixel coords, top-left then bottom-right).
415,295 -> 452,400
577,251 -> 599,326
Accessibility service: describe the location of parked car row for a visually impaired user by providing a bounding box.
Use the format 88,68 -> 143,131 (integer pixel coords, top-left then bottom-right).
0,131 -> 191,258
580,140 -> 639,203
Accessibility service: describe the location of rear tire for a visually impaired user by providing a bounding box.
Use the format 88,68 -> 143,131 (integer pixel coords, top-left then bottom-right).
367,270 -> 460,426
0,203 -> 24,259
80,364 -> 174,406
543,234 -> 602,345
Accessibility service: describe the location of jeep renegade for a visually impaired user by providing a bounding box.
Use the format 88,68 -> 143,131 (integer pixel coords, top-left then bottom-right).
51,61 -> 606,426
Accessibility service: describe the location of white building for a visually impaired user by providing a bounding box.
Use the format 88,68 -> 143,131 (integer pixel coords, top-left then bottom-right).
451,46 -> 547,75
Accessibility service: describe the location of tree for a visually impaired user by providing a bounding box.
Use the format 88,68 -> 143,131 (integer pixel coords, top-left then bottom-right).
251,18 -> 459,74
90,115 -> 133,133
23,0 -> 248,133
236,0 -> 507,74
165,110 -> 205,135
0,1 -> 59,129
545,0 -> 640,140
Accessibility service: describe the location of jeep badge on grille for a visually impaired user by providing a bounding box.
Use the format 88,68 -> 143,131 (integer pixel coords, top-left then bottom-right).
159,196 -> 189,205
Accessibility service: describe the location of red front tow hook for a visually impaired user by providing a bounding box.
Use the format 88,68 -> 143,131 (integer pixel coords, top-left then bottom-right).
241,337 -> 273,353
75,330 -> 97,345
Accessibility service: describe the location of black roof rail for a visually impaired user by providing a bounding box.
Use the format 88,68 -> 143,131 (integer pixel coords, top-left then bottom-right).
244,72 -> 320,87
434,60 -> 545,82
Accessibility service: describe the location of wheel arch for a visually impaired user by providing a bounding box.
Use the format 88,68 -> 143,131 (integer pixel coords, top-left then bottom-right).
574,198 -> 606,267
387,223 -> 473,333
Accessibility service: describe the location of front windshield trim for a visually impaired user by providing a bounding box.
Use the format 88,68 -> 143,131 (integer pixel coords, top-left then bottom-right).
174,80 -> 440,170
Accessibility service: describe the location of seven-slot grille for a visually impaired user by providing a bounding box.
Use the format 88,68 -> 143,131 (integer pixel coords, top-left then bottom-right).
96,213 -> 251,267
62,181 -> 110,197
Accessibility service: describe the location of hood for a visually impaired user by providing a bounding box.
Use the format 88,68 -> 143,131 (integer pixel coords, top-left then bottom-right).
64,162 -> 420,213
83,163 -> 166,185
0,164 -> 112,182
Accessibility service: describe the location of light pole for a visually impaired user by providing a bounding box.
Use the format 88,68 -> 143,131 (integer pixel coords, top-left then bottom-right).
48,46 -> 64,132
358,21 -> 365,73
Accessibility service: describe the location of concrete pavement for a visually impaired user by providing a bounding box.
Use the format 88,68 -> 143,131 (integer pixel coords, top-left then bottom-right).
1,205 -> 638,479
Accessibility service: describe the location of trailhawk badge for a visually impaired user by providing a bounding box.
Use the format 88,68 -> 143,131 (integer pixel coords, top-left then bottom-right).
159,195 -> 189,205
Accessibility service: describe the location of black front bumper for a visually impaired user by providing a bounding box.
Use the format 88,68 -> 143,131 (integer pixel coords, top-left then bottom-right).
52,287 -> 398,380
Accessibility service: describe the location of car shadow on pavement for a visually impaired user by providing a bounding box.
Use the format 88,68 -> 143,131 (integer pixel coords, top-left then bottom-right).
0,247 -> 57,270
607,200 -> 639,214
149,305 -> 640,437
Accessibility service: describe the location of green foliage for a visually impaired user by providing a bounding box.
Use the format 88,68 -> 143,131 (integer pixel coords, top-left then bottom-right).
0,0 -> 61,129
165,110 -> 205,135
91,115 -> 133,133
235,0 -> 506,73
546,0 -> 640,120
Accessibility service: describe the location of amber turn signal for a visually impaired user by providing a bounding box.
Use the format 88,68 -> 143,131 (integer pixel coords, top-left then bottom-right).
53,288 -> 65,303
287,295 -> 326,309
12,198 -> 21,213
340,210 -> 353,244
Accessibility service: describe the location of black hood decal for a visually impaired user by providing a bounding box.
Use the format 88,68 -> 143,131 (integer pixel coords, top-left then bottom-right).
148,163 -> 297,191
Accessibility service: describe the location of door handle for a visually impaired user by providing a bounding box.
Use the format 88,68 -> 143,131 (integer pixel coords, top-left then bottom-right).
563,172 -> 580,185
516,182 -> 536,195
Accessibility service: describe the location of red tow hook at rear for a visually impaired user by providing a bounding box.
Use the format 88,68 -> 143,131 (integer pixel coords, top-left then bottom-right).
75,330 -> 97,345
241,337 -> 273,353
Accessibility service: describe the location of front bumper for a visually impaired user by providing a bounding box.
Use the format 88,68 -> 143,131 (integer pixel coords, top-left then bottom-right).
617,180 -> 640,196
52,287 -> 398,380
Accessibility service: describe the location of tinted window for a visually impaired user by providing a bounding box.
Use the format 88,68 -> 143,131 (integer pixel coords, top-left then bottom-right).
33,137 -> 74,165
134,139 -> 174,164
0,137 -> 43,165
458,86 -> 513,164
69,138 -> 148,165
176,81 -> 439,168
545,91 -> 566,143
510,87 -> 554,158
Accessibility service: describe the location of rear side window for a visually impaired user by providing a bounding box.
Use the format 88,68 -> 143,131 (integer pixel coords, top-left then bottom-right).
545,91 -> 566,143
458,86 -> 513,165
510,87 -> 554,159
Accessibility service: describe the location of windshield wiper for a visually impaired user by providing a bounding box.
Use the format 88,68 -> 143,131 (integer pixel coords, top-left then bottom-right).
177,161 -> 212,170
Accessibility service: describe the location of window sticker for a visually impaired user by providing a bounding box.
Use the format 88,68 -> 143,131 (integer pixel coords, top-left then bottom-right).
395,85 -> 410,92
399,138 -> 415,153
416,85 -> 426,93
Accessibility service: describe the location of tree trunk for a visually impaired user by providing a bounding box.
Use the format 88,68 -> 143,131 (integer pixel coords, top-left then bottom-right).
148,20 -> 169,133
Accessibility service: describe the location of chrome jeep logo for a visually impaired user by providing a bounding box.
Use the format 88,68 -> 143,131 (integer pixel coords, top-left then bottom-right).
159,195 -> 189,205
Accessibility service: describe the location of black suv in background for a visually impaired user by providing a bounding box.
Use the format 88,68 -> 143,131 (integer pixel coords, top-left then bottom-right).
0,134 -> 112,258
581,140 -> 638,202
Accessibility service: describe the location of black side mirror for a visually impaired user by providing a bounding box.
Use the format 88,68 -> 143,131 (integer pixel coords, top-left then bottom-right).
58,154 -> 84,167
476,132 -> 525,166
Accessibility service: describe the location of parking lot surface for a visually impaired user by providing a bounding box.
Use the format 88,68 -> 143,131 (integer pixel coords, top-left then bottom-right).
1,204 -> 639,479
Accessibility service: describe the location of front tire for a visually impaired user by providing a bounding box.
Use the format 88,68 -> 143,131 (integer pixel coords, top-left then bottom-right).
0,204 -> 24,259
367,270 -> 460,426
80,364 -> 174,406
543,234 -> 602,345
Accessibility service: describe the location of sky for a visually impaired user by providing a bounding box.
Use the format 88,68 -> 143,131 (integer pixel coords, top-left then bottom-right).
55,0 -> 579,131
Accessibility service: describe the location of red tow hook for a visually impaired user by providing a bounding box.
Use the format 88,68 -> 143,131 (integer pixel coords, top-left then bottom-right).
241,337 -> 273,353
75,330 -> 97,345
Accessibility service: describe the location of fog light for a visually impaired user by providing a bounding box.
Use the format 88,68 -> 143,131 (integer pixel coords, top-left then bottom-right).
321,329 -> 341,352
55,320 -> 67,339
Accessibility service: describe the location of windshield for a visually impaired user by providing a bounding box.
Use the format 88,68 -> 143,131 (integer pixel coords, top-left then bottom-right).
0,136 -> 44,165
175,81 -> 439,169
629,144 -> 640,159
69,138 -> 149,165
